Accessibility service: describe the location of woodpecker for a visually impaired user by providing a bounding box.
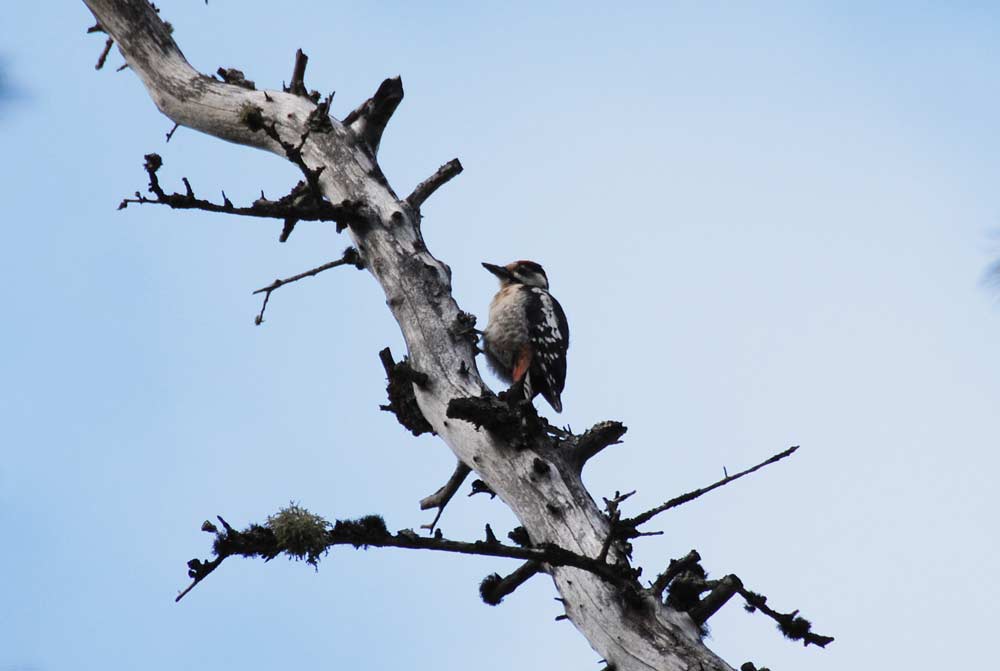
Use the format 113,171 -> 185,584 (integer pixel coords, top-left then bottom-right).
481,260 -> 570,412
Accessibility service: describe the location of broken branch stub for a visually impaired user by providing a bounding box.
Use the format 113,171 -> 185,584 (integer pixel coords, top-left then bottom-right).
343,77 -> 404,157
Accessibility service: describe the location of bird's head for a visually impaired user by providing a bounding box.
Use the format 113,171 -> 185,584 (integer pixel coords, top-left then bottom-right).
482,260 -> 549,289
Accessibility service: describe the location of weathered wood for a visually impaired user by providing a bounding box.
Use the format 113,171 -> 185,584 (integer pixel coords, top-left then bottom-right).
81,2 -> 733,668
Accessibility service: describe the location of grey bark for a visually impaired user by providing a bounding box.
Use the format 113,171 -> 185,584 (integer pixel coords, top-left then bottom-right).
82,2 -> 735,668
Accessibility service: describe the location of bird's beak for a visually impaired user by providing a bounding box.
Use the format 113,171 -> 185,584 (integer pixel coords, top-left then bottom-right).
482,262 -> 513,281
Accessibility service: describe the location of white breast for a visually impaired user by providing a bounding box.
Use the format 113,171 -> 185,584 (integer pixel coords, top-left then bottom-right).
483,285 -> 530,376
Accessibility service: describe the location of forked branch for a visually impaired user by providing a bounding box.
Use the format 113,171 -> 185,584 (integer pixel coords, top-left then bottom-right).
253,247 -> 365,325
118,153 -> 363,230
659,554 -> 834,648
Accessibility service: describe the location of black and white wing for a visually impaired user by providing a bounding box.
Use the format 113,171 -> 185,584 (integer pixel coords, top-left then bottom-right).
525,287 -> 570,412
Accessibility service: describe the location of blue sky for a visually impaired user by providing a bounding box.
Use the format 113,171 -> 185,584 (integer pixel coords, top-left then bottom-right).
2,2 -> 999,670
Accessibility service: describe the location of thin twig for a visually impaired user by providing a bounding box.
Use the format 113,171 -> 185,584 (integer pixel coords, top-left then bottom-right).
597,510 -> 620,564
95,37 -> 114,70
260,124 -> 325,201
624,446 -> 800,530
738,586 -> 835,648
253,247 -> 364,325
597,490 -> 634,563
251,255 -> 362,295
175,556 -> 223,602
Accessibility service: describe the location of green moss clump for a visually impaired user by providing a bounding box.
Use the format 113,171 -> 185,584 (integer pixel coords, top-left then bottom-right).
267,503 -> 330,566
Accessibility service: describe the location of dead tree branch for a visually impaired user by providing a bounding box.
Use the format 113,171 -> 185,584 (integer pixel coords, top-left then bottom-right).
479,560 -> 543,605
623,446 -> 801,532
406,159 -> 464,210
688,575 -> 743,624
419,461 -> 473,532
118,153 -> 364,232
252,247 -> 364,325
659,555 -> 834,648
96,37 -> 114,70
285,49 -> 310,98
571,420 -> 627,472
597,490 -> 635,564
738,585 -> 835,648
342,77 -> 404,156
178,507 -> 629,603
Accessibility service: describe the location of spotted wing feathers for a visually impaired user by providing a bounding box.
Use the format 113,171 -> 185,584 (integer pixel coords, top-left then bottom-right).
525,288 -> 569,412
